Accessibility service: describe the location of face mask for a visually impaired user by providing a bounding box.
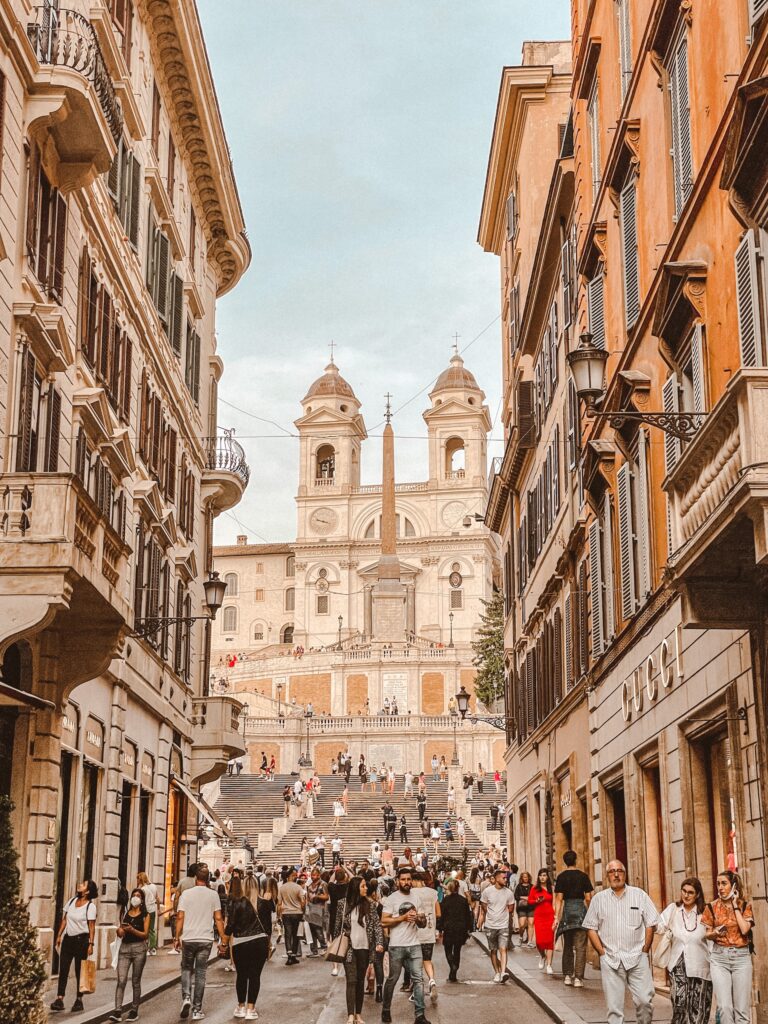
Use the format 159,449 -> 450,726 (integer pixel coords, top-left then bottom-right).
130,896 -> 141,907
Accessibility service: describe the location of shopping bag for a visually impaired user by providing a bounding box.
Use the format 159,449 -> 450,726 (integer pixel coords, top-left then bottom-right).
110,937 -> 122,970
80,958 -> 97,993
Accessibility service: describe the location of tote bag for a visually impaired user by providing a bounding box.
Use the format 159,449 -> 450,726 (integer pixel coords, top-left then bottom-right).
80,958 -> 97,993
325,933 -> 350,963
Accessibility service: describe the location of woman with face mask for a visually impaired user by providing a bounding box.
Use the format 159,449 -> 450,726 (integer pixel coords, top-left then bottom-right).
702,871 -> 754,1024
109,888 -> 150,1021
50,879 -> 98,1014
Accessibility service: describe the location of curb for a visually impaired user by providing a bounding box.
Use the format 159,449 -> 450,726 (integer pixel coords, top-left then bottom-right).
470,932 -> 588,1024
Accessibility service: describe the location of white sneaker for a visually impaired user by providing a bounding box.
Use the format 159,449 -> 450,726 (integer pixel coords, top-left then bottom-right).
493,972 -> 502,983
429,979 -> 438,1005
545,965 -> 554,975
331,966 -> 339,977
234,1010 -> 246,1020
538,958 -> 545,970
192,1014 -> 205,1022
564,976 -> 572,986
574,978 -> 584,988
246,1012 -> 259,1021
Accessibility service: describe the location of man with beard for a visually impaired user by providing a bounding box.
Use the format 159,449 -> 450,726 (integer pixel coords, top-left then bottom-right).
380,868 -> 431,1024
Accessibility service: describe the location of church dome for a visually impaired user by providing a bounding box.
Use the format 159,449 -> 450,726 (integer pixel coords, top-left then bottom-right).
432,352 -> 480,393
303,362 -> 358,402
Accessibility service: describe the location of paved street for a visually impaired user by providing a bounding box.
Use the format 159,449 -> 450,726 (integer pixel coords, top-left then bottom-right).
139,940 -> 548,1024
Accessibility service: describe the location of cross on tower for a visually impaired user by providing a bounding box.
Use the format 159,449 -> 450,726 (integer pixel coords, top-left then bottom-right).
329,340 -> 336,364
384,393 -> 393,424
452,332 -> 460,355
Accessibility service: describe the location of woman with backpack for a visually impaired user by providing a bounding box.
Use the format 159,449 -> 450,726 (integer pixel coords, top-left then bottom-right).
702,871 -> 754,1024
50,880 -> 98,1013
108,887 -> 150,1022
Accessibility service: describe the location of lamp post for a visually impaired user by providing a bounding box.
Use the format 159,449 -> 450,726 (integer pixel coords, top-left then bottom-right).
338,615 -> 343,647
455,684 -> 471,720
276,681 -> 283,719
450,706 -> 459,766
299,708 -> 314,766
448,611 -> 454,649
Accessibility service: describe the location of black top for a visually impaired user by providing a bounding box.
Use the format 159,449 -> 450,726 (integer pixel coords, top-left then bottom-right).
438,893 -> 474,938
225,897 -> 267,939
328,881 -> 349,907
554,869 -> 593,901
514,882 -> 532,903
257,898 -> 275,935
120,910 -> 150,944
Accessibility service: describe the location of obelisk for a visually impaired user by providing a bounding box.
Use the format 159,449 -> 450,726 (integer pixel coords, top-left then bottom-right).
372,396 -> 406,639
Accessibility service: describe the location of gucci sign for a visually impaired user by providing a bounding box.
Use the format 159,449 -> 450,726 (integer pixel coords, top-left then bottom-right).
621,624 -> 684,723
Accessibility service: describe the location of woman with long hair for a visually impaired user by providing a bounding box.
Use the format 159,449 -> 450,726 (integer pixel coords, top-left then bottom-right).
514,871 -> 534,946
438,879 -> 475,982
109,888 -> 150,1022
223,892 -> 269,1020
702,871 -> 754,1024
658,877 -> 712,1024
468,866 -> 483,925
50,879 -> 99,1014
300,837 -> 310,868
136,871 -> 159,955
333,875 -> 385,1024
529,868 -> 555,973
365,876 -> 385,1000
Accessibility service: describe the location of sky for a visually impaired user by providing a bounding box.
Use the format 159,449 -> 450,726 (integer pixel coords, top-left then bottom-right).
197,0 -> 570,545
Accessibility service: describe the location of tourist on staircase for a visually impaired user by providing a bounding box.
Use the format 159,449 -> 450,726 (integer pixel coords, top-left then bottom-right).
400,816 -> 408,845
431,755 -> 439,782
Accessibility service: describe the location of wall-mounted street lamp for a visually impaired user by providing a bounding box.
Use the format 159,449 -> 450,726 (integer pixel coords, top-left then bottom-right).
567,332 -> 707,442
133,571 -> 227,640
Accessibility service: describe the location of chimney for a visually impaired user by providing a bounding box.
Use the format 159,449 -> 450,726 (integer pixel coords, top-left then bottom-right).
237,534 -> 248,546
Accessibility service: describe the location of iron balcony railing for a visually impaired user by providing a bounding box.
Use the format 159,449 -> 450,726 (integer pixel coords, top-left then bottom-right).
28,5 -> 123,143
204,431 -> 250,487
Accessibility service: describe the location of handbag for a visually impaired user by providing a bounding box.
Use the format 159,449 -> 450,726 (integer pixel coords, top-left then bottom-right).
653,929 -> 673,969
325,932 -> 350,963
80,958 -> 97,993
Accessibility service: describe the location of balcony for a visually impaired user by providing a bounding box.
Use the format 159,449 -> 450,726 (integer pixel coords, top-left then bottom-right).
201,430 -> 250,514
27,6 -> 122,190
664,369 -> 768,628
191,694 -> 246,785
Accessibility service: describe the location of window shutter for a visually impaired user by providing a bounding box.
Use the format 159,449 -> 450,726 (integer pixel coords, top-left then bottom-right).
121,333 -> 132,423
26,144 -> 41,264
567,380 -> 579,469
108,140 -> 120,200
636,429 -> 652,600
578,561 -> 589,674
525,652 -> 535,734
588,518 -> 605,657
138,369 -> 148,461
617,461 -> 636,618
148,538 -> 161,620
15,348 -> 36,472
109,317 -> 122,401
550,300 -> 559,387
662,374 -> 682,472
552,425 -> 560,513
506,192 -> 517,241
78,247 -> 91,355
150,396 -> 161,472
602,490 -> 615,641
735,230 -> 763,368
588,83 -> 601,199
553,607 -> 563,704
145,207 -> 156,292
691,323 -> 706,412
170,273 -> 184,354
751,0 -> 768,28
672,36 -> 693,214
186,472 -> 195,540
191,330 -> 201,403
133,525 -> 146,625
99,291 -> 112,382
587,273 -> 606,348
160,560 -> 171,660
117,491 -> 127,542
156,231 -> 170,320
174,579 -> 184,671
620,179 -> 640,329
618,0 -> 633,96
129,155 -> 141,247
51,191 -> 67,303
166,427 -> 177,501
44,386 -> 61,472
564,592 -> 573,690
562,239 -> 572,328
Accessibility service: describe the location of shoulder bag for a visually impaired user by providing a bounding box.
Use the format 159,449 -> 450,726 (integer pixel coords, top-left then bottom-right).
325,932 -> 350,963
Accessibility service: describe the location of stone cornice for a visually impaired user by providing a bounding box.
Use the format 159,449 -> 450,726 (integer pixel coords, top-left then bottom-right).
141,0 -> 250,296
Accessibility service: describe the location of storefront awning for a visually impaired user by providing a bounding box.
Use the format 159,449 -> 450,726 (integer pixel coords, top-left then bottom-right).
171,775 -> 235,839
0,682 -> 55,711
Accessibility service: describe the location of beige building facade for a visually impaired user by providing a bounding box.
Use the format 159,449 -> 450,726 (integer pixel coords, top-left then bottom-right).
0,0 -> 248,968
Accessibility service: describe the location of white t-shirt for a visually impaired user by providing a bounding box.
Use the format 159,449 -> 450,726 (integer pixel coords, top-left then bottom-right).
350,915 -> 369,950
382,891 -> 421,947
481,885 -> 514,930
456,879 -> 469,898
141,882 -> 158,913
177,885 -> 221,943
332,838 -> 342,852
415,887 -> 438,942
430,826 -> 441,840
64,898 -> 97,936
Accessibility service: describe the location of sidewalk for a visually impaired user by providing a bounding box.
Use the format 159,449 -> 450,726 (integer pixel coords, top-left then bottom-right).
471,931 -> 674,1024
44,947 -> 186,1024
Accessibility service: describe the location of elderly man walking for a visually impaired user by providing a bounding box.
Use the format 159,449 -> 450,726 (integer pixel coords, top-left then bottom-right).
582,861 -> 659,1024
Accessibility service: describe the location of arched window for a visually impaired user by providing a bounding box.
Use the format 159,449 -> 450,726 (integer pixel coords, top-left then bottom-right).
315,444 -> 336,480
285,587 -> 295,612
224,572 -> 238,596
281,624 -> 294,644
364,515 -> 417,539
222,606 -> 238,632
253,623 -> 265,641
445,436 -> 466,476
286,554 -> 295,578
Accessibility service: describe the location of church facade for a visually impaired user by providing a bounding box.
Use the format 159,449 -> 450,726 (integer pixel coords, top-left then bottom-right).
211,354 -> 505,774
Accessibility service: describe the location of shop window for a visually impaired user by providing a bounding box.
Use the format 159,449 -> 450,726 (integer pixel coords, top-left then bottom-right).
79,762 -> 100,882
605,784 -> 628,868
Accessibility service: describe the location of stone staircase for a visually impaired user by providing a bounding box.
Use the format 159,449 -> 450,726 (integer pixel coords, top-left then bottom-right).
214,773 -> 506,866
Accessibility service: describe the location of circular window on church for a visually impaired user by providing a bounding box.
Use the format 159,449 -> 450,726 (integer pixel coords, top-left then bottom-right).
318,568 -> 328,579
449,571 -> 463,589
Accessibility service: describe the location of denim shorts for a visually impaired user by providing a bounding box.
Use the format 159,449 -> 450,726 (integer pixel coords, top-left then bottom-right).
485,927 -> 509,951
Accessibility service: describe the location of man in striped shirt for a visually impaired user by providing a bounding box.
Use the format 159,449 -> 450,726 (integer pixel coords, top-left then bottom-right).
582,860 -> 659,1024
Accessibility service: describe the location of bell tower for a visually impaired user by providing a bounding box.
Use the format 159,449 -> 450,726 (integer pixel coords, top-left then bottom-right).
423,351 -> 492,488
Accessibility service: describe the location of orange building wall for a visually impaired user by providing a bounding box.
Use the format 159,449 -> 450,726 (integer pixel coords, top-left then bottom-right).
421,672 -> 445,714
346,674 -> 369,714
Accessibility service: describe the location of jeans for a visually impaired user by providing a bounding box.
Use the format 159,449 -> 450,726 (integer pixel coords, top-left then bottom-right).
57,933 -> 89,997
282,914 -> 302,959
180,941 -> 212,1011
307,921 -> 326,953
147,911 -> 157,951
115,941 -> 148,1011
232,937 -> 268,1006
599,956 -> 654,1024
383,945 -> 424,1017
432,769 -> 439,781
562,929 -> 587,979
710,946 -> 753,1024
345,948 -> 370,1014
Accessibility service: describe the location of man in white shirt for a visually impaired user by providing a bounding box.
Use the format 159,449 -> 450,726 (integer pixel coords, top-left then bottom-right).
381,868 -> 431,1024
314,833 -> 326,867
478,867 -> 515,982
582,860 -> 659,1024
404,771 -> 414,797
175,867 -> 226,1020
331,835 -> 343,866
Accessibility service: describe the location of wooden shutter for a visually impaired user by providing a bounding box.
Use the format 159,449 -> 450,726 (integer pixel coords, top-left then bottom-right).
587,273 -> 606,348
506,192 -> 517,241
138,369 -> 148,460
126,154 -> 140,247
15,348 -> 36,472
156,231 -> 170,320
174,579 -> 184,671
620,179 -> 640,329
578,561 -> 589,674
186,471 -> 195,541
151,83 -> 161,156
189,207 -> 196,268
518,379 -> 535,448
160,560 -> 171,660
191,330 -> 201,403
552,425 -> 560,513
49,190 -> 67,303
691,323 -> 706,412
662,375 -> 682,472
602,490 -> 615,641
44,386 -> 61,472
107,140 -> 121,200
150,395 -> 162,472
589,518 -> 604,657
121,333 -> 132,423
78,247 -> 91,355
148,538 -> 161,620
167,134 -> 176,201
588,82 -> 601,198
551,299 -> 559,388
671,35 -> 693,215
166,427 -> 177,501
99,291 -> 112,382
562,239 -> 572,328
525,651 -> 535,734
735,230 -> 763,368
636,429 -> 652,600
618,0 -> 632,97
133,524 -> 145,625
170,273 -> 184,354
567,380 -> 578,469
145,207 -> 156,292
751,0 -> 768,28
25,144 -> 41,264
564,591 -> 573,690
553,607 -> 563,704
617,461 -> 636,618
109,317 -> 122,402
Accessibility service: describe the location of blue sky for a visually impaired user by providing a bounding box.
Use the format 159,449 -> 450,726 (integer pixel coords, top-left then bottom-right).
198,0 -> 570,543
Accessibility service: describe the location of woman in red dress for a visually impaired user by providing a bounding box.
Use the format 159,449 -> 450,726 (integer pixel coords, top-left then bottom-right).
529,868 -> 555,974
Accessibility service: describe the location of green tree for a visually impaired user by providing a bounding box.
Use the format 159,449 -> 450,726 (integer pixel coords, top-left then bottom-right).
471,590 -> 505,708
0,796 -> 47,1024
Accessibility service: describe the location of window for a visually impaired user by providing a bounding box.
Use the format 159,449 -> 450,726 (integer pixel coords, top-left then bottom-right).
189,207 -> 196,269
282,624 -> 294,644
222,607 -> 237,633
316,594 -> 329,615
450,588 -> 463,610
587,272 -> 606,348
445,436 -> 465,476
588,493 -> 616,659
73,430 -> 127,540
316,444 -> 336,480
587,80 -> 601,201
678,324 -> 707,416
506,190 -> 518,241
254,589 -> 265,602
151,82 -> 161,157
253,627 -> 264,641
508,280 -> 521,357
14,348 -> 62,474
184,322 -> 201,403
109,0 -> 133,67
735,229 -> 767,367
616,430 -> 652,620
26,144 -> 67,303
617,0 -> 632,98
224,573 -> 238,597
107,139 -> 140,247
78,249 -> 132,421
166,134 -> 176,204
668,30 -> 693,217
286,555 -> 295,578
145,208 -> 171,321
567,379 -> 580,470
285,587 -> 295,612
620,175 -> 640,330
